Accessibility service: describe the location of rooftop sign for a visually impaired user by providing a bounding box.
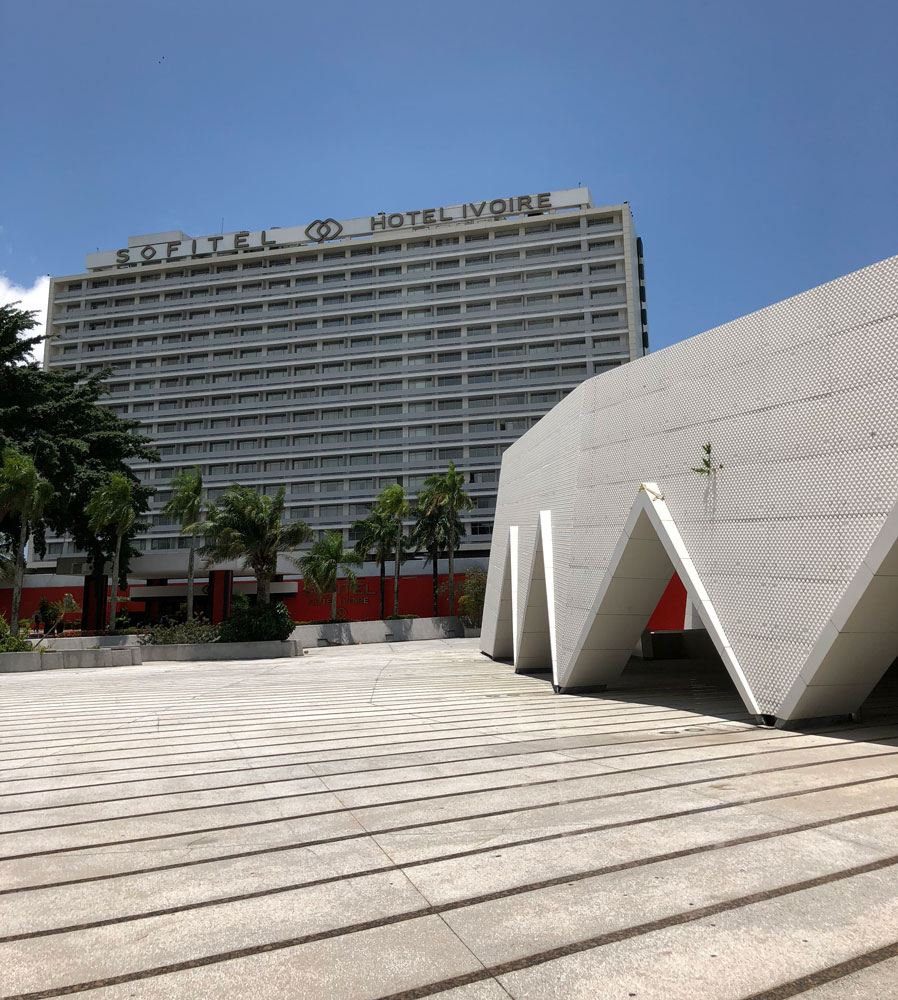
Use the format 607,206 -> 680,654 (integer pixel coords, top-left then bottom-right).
85,188 -> 593,269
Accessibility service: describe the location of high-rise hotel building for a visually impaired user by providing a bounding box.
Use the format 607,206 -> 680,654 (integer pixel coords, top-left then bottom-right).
41,188 -> 648,578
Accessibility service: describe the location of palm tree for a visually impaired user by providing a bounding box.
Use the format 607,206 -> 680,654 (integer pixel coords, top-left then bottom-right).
0,448 -> 54,637
85,472 -> 137,631
411,501 -> 465,618
421,461 -> 473,615
376,483 -> 409,617
352,507 -> 396,620
195,485 -> 310,605
298,531 -> 363,621
162,467 -> 204,619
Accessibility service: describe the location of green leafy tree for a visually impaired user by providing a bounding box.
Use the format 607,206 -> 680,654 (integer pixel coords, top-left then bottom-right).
0,303 -> 157,586
0,302 -> 43,365
85,473 -> 140,631
36,596 -> 62,634
458,567 -> 488,626
352,507 -> 397,620
298,531 -> 363,621
376,483 -> 410,617
0,448 -> 54,636
162,467 -> 205,619
195,485 -> 310,605
421,462 -> 473,615
411,501 -> 465,617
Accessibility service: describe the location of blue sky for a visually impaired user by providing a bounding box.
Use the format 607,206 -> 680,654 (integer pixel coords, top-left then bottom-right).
1,0 -> 896,352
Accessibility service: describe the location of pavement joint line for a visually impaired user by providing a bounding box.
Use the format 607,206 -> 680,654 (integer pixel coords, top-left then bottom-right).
0,729 -> 804,805
0,702 -> 748,758
0,709 -> 755,773
3,786 -> 893,902
4,846 -> 898,1000
0,688 -> 758,729
370,854 -> 898,999
3,730 -> 891,817
1,764 -> 896,871
5,739 -> 898,837
0,724 -> 872,799
735,940 -> 898,999
0,695 -> 663,733
0,720 -> 773,785
4,797 -> 898,944
0,687 -> 764,735
0,700 -> 744,753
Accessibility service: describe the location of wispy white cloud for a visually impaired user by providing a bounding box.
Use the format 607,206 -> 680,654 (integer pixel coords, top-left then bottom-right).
0,274 -> 51,363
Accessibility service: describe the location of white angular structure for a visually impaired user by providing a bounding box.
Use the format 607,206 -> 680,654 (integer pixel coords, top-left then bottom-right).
480,256 -> 898,725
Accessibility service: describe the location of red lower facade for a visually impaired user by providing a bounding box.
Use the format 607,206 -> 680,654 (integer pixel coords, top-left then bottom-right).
0,571 -> 688,630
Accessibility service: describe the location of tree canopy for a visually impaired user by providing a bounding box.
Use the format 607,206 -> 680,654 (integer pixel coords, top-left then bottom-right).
298,530 -> 363,621
196,485 -> 311,604
0,303 -> 157,578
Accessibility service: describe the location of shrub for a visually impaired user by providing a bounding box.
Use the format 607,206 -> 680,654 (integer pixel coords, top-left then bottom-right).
386,614 -> 418,620
458,567 -> 488,626
0,615 -> 32,652
36,596 -> 62,632
139,616 -> 220,646
219,595 -> 296,643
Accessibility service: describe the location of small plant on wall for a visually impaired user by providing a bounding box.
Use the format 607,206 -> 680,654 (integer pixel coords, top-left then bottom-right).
691,442 -> 723,478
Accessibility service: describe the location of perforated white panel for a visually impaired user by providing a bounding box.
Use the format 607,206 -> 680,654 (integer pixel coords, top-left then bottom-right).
480,256 -> 898,720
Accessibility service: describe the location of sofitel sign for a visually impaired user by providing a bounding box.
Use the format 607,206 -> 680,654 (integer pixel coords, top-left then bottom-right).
91,189 -> 587,268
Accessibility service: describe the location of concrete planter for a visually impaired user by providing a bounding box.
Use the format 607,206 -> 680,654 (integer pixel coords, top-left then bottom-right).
462,625 -> 482,638
0,647 -> 142,672
291,616 -> 464,647
33,635 -> 141,651
0,652 -> 43,672
141,640 -> 303,661
0,639 -> 303,672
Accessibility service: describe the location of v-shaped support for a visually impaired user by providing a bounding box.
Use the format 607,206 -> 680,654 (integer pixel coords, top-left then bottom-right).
778,499 -> 898,724
514,511 -> 558,677
489,527 -> 516,660
560,484 -> 761,715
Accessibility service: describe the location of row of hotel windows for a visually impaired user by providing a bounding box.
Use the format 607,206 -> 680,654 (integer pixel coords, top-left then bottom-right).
150,428 -> 536,458
150,414 -> 531,437
72,296 -> 620,339
69,262 -> 616,322
69,249 -> 600,298
96,352 -> 600,386
141,468 -> 500,498
71,250 -> 611,308
68,280 -> 618,333
72,216 -> 620,288
61,318 -> 621,364
150,436 -> 524,463
112,379 -> 587,415
144,442 -> 512,475
65,322 -> 616,358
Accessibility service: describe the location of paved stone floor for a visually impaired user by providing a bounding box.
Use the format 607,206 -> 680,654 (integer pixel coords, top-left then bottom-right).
1,638 -> 897,999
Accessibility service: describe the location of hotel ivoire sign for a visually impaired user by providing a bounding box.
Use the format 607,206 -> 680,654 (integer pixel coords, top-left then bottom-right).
86,188 -> 591,268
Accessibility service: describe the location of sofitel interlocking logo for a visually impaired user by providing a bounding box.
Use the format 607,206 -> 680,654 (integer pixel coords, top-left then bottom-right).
304,218 -> 343,243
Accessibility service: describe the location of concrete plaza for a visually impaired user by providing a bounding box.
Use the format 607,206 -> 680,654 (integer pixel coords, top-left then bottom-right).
0,639 -> 897,999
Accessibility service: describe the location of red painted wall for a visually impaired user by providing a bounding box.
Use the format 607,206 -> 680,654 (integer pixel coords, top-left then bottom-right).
0,575 -> 464,625
0,586 -> 141,628
0,571 -> 687,629
283,573 -> 463,622
647,573 -> 687,631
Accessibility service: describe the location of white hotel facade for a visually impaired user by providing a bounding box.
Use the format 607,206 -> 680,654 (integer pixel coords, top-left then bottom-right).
41,188 -> 648,577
